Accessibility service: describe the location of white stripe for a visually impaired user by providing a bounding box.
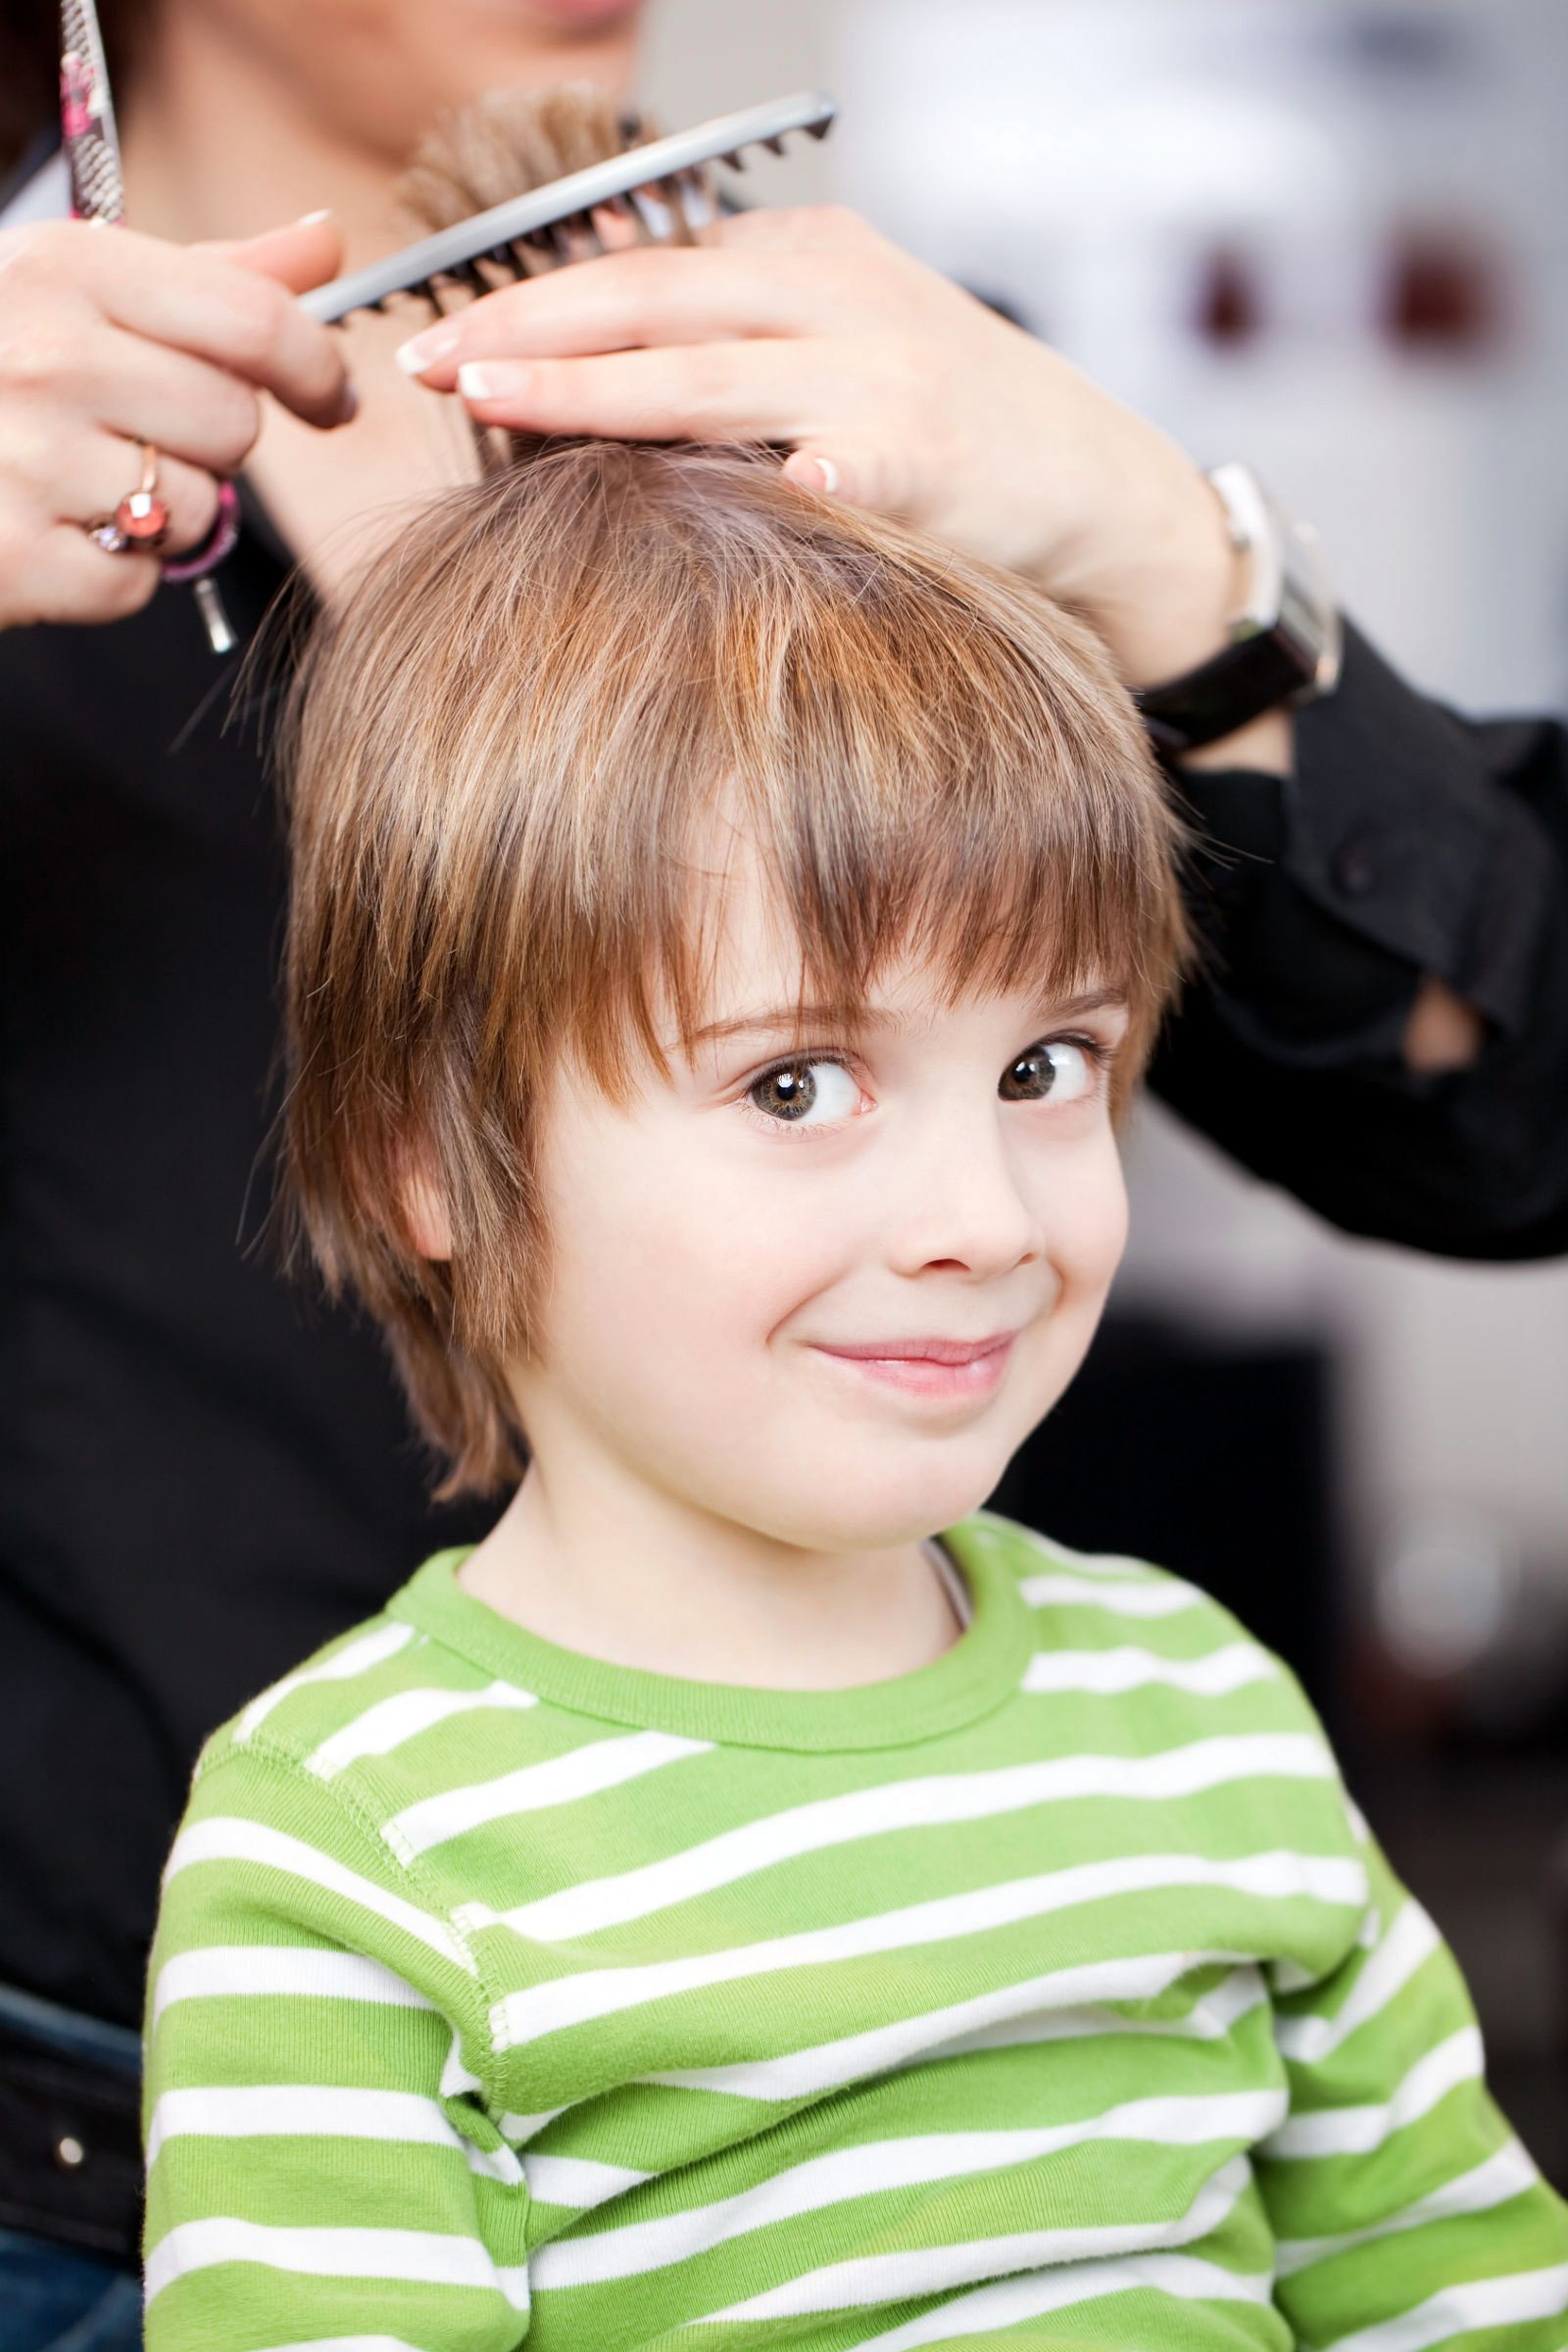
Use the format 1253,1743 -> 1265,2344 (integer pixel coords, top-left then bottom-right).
150,1945 -> 431,2032
1275,2138 -> 1540,2277
1263,2027 -> 1484,2159
1023,1643 -> 1276,1696
650,1949 -> 1257,2102
164,1818 -> 473,1975
493,1848 -> 1366,2051
500,2105 -> 567,2143
144,2083 -> 522,2187
986,1522 -> 1159,1579
393,1730 -> 710,1860
845,2249 -> 1271,2352
1315,2261 -> 1568,2352
526,2152 -> 651,2212
931,1962 -> 1268,2066
237,1623 -> 414,1742
1019,1572 -> 1204,1618
144,2217 -> 529,2311
699,2151 -> 1252,2323
533,2094 -> 1282,2290
1275,1900 -> 1442,2065
474,1736 -> 1334,1945
249,2340 -> 427,2351
307,1681 -> 539,1780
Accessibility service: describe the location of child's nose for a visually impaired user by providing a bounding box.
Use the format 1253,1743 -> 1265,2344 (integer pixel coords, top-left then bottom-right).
884,1108 -> 1044,1282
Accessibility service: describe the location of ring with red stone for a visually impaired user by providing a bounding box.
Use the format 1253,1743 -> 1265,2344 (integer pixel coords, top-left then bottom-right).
85,442 -> 171,556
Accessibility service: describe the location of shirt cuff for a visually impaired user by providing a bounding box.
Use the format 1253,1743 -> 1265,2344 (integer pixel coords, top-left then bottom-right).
1178,618 -> 1554,1040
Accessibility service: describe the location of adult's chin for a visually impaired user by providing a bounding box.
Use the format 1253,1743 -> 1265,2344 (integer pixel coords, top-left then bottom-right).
512,0 -> 647,30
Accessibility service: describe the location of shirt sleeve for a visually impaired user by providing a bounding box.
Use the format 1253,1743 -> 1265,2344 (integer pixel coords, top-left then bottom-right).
1152,620 -> 1568,1259
142,1740 -> 530,2352
1258,1818 -> 1568,2350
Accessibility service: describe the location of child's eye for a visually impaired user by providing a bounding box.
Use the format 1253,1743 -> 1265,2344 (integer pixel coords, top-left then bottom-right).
748,1058 -> 860,1126
999,1039 -> 1098,1103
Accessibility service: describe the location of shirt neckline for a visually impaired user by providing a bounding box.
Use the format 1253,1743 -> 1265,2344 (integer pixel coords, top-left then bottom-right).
389,1518 -> 1031,1753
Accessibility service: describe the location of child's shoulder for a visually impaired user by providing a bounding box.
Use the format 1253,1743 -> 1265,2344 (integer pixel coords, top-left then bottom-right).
193,1549 -> 485,1794
957,1509 -> 1299,1696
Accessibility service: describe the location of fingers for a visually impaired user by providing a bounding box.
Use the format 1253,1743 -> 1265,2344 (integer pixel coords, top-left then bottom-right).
64,430 -> 221,557
23,526 -> 162,627
202,211 -> 346,296
396,242 -> 866,385
453,331 -> 865,444
15,219 -> 355,429
16,322 -> 264,478
781,449 -> 847,501
715,203 -> 883,257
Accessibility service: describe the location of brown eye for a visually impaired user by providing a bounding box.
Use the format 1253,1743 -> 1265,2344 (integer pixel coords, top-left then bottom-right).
751,1062 -> 817,1121
999,1041 -> 1093,1102
747,1058 -> 859,1127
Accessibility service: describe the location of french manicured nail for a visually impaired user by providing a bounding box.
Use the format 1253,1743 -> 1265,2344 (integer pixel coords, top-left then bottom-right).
296,208 -> 333,227
394,321 -> 463,376
458,361 -> 529,403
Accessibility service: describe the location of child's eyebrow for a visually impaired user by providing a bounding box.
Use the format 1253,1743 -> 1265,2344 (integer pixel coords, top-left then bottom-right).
683,987 -> 1130,1052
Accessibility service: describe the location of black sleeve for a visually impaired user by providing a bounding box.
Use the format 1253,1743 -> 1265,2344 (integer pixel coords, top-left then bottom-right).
1150,620 -> 1568,1260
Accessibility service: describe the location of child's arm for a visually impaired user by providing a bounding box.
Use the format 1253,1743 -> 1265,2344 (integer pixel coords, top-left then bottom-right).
143,1740 -> 530,2350
1258,1822 -> 1568,2348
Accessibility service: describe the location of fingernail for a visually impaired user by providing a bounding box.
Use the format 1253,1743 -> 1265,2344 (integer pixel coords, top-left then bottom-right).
814,456 -> 840,497
395,321 -> 464,376
296,208 -> 333,227
458,361 -> 529,403
336,382 -> 360,425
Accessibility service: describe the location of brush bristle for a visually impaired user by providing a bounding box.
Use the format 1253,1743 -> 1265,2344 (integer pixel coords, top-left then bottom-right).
399,84 -> 642,231
397,82 -> 711,264
394,84 -> 711,472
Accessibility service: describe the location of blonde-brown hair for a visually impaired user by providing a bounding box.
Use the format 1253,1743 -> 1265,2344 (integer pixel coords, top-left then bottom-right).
281,443 -> 1190,1496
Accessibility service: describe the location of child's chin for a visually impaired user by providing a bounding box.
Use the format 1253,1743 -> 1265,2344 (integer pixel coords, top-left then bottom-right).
761,1462 -> 1006,1555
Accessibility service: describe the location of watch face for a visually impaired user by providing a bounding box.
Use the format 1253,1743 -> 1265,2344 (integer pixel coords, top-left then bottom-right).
1280,518 -> 1343,695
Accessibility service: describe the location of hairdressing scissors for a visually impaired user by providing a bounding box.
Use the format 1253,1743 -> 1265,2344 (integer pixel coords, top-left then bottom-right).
60,0 -> 242,651
60,0 -> 836,655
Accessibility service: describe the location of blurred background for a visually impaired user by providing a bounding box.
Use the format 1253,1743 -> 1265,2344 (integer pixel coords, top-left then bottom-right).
645,0 -> 1568,2175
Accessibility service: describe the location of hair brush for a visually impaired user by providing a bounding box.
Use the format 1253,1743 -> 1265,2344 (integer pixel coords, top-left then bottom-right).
298,88 -> 836,325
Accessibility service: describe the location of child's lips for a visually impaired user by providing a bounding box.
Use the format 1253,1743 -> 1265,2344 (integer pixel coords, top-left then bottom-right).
808,1333 -> 1018,1398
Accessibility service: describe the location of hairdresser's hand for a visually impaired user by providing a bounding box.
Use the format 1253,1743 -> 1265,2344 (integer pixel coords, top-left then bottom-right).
0,213 -> 355,630
396,205 -> 1262,740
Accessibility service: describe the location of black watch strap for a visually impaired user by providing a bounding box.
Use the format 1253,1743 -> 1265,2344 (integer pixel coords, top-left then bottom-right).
1135,631 -> 1315,759
1133,465 -> 1341,760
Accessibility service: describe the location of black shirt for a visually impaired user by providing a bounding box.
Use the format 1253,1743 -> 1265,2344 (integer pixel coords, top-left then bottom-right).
0,494 -> 492,2026
2,489 -> 1566,2034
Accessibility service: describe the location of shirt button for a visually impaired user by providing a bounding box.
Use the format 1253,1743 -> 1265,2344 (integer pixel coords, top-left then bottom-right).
54,2134 -> 87,2169
1332,831 -> 1380,897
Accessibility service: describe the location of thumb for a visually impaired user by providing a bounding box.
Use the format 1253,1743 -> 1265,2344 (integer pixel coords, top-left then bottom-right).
783,444 -> 908,525
782,449 -> 853,503
195,210 -> 346,296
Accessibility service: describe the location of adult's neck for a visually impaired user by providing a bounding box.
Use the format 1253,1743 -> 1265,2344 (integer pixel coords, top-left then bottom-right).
119,21 -> 410,265
118,10 -> 640,267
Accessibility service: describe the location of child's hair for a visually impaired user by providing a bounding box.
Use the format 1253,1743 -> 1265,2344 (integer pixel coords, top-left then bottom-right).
281,446 -> 1190,1495
279,89 -> 1192,1498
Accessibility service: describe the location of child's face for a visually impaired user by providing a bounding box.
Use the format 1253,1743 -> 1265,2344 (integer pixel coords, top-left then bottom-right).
512,841 -> 1130,1554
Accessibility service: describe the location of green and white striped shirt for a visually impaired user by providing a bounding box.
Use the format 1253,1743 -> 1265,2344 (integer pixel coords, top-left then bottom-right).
142,1513 -> 1568,2349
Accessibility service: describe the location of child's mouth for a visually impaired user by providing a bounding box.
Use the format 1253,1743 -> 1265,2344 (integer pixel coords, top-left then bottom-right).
809,1333 -> 1017,1399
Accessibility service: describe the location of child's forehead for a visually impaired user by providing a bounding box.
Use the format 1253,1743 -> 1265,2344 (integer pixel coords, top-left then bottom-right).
666,821 -> 1128,1056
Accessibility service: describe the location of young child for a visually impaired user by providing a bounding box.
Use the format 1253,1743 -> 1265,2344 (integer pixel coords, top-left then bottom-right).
141,438 -> 1568,2351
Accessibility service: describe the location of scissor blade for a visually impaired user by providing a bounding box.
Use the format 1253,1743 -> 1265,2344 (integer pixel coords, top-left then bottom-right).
60,0 -> 124,224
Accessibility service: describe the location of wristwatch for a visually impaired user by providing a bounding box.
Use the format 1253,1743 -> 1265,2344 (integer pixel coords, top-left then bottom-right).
1133,463 -> 1344,757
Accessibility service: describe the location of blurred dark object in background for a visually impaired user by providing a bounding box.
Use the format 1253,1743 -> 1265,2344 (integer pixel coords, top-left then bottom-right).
989,1310 -> 1343,1719
1381,218 -> 1508,354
